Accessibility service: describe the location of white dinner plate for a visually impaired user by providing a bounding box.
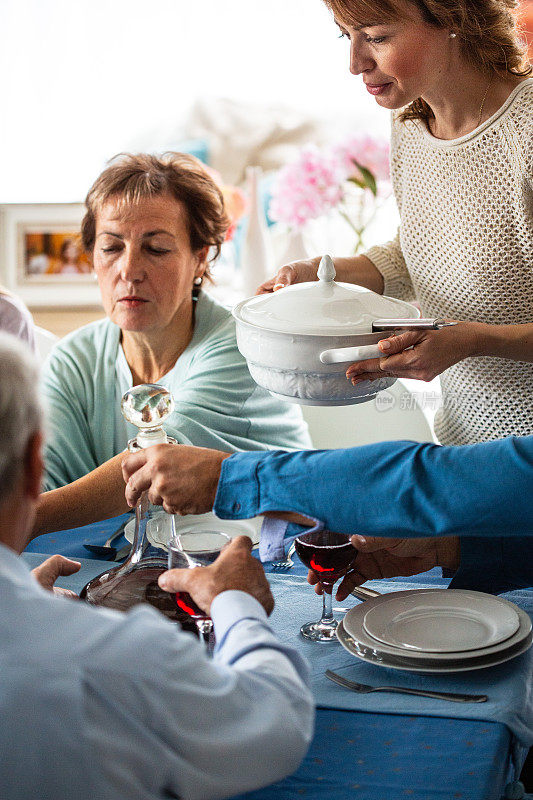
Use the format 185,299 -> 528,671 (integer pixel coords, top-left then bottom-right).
343,590 -> 530,662
337,619 -> 533,674
362,589 -> 520,653
124,512 -> 261,551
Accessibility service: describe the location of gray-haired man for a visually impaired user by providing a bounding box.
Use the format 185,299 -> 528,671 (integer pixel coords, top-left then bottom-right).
0,332 -> 313,800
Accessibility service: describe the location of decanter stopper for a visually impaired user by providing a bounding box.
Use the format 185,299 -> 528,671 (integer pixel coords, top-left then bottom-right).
121,384 -> 174,449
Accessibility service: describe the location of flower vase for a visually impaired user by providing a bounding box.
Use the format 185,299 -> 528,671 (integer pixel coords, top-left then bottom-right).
240,166 -> 274,297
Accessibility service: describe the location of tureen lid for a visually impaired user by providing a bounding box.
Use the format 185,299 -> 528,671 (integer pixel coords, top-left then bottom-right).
235,255 -> 418,335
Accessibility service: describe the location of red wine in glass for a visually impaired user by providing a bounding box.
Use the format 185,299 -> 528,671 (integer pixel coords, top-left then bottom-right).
295,529 -> 357,642
294,531 -> 358,586
175,591 -> 210,621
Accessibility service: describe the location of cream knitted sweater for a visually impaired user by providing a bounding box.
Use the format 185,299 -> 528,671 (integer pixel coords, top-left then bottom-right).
366,79 -> 533,446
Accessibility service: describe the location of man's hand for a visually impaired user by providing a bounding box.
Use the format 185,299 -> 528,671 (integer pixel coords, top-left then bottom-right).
158,535 -> 274,616
31,555 -> 81,599
308,535 -> 460,601
122,444 -> 231,515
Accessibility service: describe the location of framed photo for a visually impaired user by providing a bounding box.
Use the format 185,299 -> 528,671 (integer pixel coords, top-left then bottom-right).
0,203 -> 102,308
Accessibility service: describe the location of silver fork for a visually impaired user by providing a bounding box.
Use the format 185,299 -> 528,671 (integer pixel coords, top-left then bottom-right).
271,542 -> 296,571
325,669 -> 487,703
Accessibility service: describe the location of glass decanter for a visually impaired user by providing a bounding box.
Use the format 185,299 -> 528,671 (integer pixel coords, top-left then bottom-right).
81,384 -> 193,628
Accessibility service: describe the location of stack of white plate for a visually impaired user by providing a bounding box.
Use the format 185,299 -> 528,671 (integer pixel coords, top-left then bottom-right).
338,589 -> 532,673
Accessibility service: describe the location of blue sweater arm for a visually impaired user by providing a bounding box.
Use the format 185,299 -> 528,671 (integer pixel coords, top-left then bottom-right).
214,436 -> 533,539
214,437 -> 533,592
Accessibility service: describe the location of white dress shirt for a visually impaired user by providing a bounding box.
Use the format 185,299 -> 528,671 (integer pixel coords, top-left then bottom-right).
0,543 -> 313,800
0,293 -> 36,353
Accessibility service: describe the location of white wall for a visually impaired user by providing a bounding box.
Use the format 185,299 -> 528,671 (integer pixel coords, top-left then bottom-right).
0,0 -> 390,201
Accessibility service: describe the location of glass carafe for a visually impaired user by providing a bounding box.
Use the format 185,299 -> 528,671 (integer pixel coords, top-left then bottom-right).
81,384 -> 193,628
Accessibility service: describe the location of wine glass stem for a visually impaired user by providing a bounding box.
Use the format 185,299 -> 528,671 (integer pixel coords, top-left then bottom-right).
321,586 -> 334,625
196,619 -> 214,655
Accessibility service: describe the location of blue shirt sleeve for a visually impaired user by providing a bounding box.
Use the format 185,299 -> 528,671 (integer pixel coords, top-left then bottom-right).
213,436 -> 533,592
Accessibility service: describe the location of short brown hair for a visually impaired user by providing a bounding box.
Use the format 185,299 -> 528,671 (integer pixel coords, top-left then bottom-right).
81,152 -> 230,280
323,0 -> 531,124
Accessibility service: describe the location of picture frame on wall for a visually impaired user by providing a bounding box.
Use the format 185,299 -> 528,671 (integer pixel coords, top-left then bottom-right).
0,203 -> 102,307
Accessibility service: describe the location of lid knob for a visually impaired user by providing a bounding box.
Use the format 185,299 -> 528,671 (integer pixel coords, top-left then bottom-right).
317,254 -> 336,283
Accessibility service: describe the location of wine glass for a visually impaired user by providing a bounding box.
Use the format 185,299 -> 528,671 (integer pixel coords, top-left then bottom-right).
294,529 -> 358,642
168,531 -> 232,650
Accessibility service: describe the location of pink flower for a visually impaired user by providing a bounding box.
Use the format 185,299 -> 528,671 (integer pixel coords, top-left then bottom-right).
269,135 -> 390,233
269,145 -> 345,229
332,135 -> 390,185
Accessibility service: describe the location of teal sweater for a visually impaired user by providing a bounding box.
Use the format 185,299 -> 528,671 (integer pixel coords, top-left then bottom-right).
42,292 -> 310,491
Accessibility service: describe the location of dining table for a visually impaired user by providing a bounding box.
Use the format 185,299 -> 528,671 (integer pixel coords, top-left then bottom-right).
24,514 -> 533,800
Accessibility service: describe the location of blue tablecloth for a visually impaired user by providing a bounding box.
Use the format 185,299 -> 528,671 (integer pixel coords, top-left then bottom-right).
266,574 -> 533,748
23,516 -> 533,799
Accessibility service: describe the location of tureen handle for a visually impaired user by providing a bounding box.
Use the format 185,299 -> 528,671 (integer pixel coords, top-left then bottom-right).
319,344 -> 382,364
317,254 -> 336,283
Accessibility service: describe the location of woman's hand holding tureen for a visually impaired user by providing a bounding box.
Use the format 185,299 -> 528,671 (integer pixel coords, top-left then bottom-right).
256,258 -> 320,294
346,321 -> 479,384
347,319 -> 533,384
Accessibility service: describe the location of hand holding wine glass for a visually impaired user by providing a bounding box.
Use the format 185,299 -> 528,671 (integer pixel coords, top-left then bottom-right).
308,535 -> 461,601
159,534 -> 274,648
167,531 -> 232,647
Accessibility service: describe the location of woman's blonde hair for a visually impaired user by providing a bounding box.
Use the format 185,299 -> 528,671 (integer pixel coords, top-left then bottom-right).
323,0 -> 531,123
81,152 -> 230,285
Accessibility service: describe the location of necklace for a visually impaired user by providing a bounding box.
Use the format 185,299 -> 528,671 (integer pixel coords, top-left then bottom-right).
477,76 -> 493,127
429,74 -> 494,137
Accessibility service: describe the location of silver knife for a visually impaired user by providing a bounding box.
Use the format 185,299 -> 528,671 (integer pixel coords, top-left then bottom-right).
113,543 -> 131,562
114,536 -> 151,562
351,585 -> 382,601
83,516 -> 131,558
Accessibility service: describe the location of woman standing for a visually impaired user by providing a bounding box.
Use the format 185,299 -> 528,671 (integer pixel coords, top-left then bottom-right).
261,0 -> 533,446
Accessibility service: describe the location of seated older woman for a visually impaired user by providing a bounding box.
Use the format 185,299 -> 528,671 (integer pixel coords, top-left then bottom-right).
33,152 -> 310,536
